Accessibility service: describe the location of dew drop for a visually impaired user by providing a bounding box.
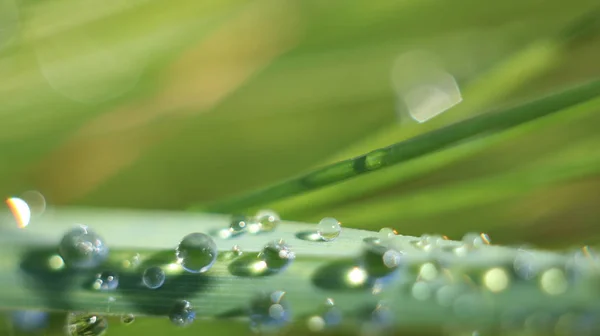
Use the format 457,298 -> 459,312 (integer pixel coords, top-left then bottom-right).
232,245 -> 243,257
120,314 -> 135,325
229,215 -> 249,235
307,298 -> 342,332
175,232 -> 218,273
462,232 -> 491,248
259,239 -> 295,272
65,312 -> 108,336
378,228 -> 397,245
92,271 -> 119,291
142,266 -> 166,289
169,300 -> 195,327
59,225 -> 109,269
360,239 -> 403,279
249,210 -> 280,233
248,291 -> 291,333
317,217 -> 342,241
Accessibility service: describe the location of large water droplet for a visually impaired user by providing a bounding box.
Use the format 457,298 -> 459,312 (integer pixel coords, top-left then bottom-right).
65,312 -> 108,336
142,266 -> 166,289
317,217 -> 342,241
249,210 -> 280,234
169,300 -> 195,327
120,314 -> 135,325
378,228 -> 397,245
307,298 -> 342,332
229,215 -> 249,236
92,271 -> 119,291
175,233 -> 218,273
249,291 -> 291,333
59,225 -> 109,269
259,239 -> 295,272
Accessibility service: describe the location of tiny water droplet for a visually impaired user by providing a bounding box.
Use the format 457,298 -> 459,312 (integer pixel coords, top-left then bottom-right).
120,314 -> 135,325
169,300 -> 195,327
415,234 -> 445,252
360,240 -> 402,279
307,298 -> 342,332
249,210 -> 280,233
175,233 -> 218,273
316,217 -> 342,241
65,312 -> 108,336
229,215 -> 248,235
232,245 -> 243,257
249,291 -> 291,333
59,225 -> 109,269
259,239 -> 295,272
92,271 -> 119,291
142,266 -> 166,289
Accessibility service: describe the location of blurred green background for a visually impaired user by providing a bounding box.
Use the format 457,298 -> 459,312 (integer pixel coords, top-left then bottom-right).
1,0 -> 600,334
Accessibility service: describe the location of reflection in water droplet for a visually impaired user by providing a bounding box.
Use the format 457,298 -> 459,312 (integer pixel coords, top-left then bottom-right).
482,268 -> 509,293
5,197 -> 31,228
317,217 -> 342,241
540,267 -> 568,295
142,266 -> 166,289
249,291 -> 291,333
307,298 -> 342,332
175,232 -> 218,273
122,253 -> 141,269
65,312 -> 108,336
120,314 -> 135,325
259,239 -> 295,272
169,300 -> 195,327
59,225 -> 109,269
92,271 -> 119,291
391,50 -> 462,123
249,210 -> 280,234
229,215 -> 248,236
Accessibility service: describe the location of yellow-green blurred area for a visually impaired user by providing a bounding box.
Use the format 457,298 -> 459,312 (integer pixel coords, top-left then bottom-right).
2,0 -> 600,334
2,0 -> 600,247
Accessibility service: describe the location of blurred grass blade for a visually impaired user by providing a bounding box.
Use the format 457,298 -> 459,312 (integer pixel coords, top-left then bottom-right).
194,78 -> 600,214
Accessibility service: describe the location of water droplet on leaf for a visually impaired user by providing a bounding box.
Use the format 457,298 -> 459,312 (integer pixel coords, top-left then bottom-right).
249,291 -> 291,333
229,215 -> 248,235
175,233 -> 218,273
120,314 -> 135,325
259,239 -> 295,272
317,217 -> 342,241
169,300 -> 195,327
65,312 -> 108,336
249,210 -> 280,233
142,266 -> 166,289
92,271 -> 119,291
59,225 -> 109,269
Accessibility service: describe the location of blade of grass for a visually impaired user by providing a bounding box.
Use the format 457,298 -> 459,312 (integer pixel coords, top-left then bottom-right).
263,89 -> 600,219
0,208 -> 599,332
192,78 -> 600,214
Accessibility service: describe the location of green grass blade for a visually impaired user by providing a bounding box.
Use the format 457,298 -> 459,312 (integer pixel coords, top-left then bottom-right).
193,79 -> 600,214
1,208 -> 600,334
